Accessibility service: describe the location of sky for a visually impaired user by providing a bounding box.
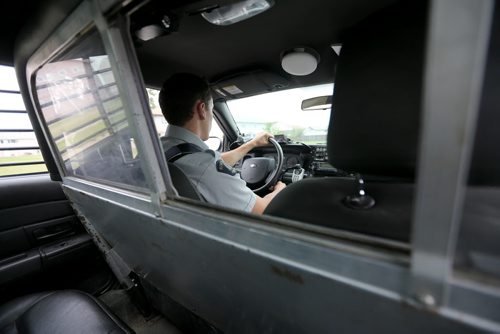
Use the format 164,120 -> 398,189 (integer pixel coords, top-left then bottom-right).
0,65 -> 20,91
0,65 -> 32,130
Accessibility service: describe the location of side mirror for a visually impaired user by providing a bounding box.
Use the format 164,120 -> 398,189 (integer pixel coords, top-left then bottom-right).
205,136 -> 222,151
229,135 -> 245,150
301,95 -> 332,111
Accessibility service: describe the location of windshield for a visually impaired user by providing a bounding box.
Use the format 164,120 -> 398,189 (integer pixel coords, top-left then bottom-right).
227,83 -> 333,145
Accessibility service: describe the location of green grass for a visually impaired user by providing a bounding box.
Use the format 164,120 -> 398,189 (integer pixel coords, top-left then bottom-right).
49,107 -> 101,138
103,98 -> 123,113
47,97 -> 122,138
108,110 -> 126,124
55,119 -> 108,151
0,154 -> 43,163
0,154 -> 47,176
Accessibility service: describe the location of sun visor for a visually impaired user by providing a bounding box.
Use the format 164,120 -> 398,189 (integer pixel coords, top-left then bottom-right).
211,70 -> 289,100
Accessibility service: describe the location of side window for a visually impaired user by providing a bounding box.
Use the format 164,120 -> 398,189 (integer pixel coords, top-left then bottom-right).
0,65 -> 47,177
34,30 -> 149,191
147,88 -> 223,148
146,88 -> 167,137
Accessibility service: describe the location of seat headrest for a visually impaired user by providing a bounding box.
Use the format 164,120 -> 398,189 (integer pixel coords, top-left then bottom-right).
328,2 -> 428,179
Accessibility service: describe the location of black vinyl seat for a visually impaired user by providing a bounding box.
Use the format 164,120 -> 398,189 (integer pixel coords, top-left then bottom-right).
0,290 -> 133,334
168,162 -> 204,201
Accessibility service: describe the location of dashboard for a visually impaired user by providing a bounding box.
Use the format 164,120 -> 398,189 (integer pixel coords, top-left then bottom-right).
235,140 -> 337,184
263,152 -> 303,169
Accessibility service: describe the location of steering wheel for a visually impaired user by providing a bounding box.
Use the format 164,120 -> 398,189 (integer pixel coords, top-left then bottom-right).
240,137 -> 284,194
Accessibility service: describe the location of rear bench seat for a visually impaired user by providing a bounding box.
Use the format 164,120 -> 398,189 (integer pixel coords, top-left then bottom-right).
0,290 -> 133,333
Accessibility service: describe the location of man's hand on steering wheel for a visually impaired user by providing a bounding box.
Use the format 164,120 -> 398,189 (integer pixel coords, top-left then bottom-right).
270,181 -> 286,192
248,132 -> 274,148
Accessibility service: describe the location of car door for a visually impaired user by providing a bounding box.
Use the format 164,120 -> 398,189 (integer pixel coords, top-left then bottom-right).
0,66 -> 113,304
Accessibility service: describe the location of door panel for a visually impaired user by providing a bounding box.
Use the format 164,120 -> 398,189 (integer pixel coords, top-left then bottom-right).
0,174 -> 113,304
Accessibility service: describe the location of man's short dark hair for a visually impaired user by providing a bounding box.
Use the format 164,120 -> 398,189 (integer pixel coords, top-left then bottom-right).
159,73 -> 211,126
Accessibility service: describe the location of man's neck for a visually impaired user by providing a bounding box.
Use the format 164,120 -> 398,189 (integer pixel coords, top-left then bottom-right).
182,122 -> 201,138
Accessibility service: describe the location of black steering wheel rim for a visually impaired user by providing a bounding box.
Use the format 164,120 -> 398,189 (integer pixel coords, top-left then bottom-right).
244,137 -> 284,193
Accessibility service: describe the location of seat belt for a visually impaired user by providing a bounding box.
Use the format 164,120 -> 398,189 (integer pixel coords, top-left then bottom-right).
164,142 -> 203,162
164,142 -> 207,201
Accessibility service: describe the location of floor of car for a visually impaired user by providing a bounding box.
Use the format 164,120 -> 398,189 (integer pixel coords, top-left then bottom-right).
99,289 -> 183,334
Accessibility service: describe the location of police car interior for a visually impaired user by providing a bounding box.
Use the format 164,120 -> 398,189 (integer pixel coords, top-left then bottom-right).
0,0 -> 499,333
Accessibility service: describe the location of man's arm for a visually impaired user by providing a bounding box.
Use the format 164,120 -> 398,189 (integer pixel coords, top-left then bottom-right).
251,181 -> 286,214
221,132 -> 273,167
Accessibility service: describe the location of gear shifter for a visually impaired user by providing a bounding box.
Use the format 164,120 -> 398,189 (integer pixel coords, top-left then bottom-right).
280,164 -> 305,183
291,167 -> 305,182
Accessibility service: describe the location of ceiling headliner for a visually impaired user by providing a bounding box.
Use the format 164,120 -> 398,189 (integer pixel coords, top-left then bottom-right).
133,0 -> 398,91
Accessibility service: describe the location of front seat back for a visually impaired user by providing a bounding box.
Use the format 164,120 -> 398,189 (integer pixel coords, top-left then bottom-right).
168,162 -> 204,201
265,0 -> 500,266
264,2 -> 428,242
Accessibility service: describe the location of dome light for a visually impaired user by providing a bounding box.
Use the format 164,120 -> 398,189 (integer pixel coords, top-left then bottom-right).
281,47 -> 320,76
201,0 -> 274,26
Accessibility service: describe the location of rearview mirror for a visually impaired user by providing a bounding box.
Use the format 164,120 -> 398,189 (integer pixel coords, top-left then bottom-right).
301,95 -> 332,111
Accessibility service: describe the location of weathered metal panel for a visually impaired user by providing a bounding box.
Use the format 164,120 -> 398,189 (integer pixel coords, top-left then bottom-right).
64,185 -> 494,332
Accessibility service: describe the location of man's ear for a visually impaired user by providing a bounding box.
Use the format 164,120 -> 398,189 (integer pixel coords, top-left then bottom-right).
195,100 -> 207,120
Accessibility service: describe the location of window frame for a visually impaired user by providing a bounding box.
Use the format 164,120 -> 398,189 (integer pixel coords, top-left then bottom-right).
26,1 -> 177,212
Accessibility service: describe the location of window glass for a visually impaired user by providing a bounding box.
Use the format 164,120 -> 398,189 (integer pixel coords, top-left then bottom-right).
0,112 -> 33,130
0,92 -> 25,110
454,17 -> 500,281
227,83 -> 332,144
0,65 -> 20,91
35,30 -> 148,191
0,65 -> 47,177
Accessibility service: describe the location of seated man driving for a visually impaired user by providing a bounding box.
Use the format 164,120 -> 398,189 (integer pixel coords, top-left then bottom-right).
159,73 -> 285,214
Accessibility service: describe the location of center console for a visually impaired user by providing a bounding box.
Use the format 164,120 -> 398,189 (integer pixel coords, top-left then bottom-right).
310,145 -> 337,175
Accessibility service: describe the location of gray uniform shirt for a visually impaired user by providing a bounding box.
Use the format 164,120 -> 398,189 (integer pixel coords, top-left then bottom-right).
161,125 -> 257,212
